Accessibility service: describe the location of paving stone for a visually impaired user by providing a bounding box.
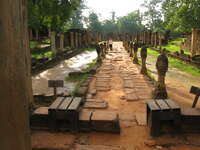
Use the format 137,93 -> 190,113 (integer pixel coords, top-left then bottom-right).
91,111 -> 120,133
30,107 -> 49,128
89,89 -> 97,95
86,94 -> 93,99
75,144 -> 125,150
96,81 -> 110,87
79,110 -> 93,132
125,93 -> 139,101
119,113 -> 136,121
86,99 -> 105,103
83,101 -> 108,109
136,113 -> 147,126
124,80 -> 135,88
120,121 -> 137,128
96,87 -> 111,91
76,86 -> 88,96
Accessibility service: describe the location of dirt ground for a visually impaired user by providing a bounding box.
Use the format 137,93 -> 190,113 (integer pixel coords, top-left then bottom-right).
32,42 -> 200,150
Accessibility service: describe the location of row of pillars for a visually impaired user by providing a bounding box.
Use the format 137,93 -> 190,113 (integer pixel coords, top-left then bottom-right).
125,41 -> 169,100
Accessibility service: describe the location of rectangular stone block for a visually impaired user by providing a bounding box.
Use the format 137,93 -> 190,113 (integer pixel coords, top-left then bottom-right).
91,111 -> 120,133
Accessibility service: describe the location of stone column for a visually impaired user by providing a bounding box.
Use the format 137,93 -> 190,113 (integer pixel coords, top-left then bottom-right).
60,32 -> 64,51
153,49 -> 168,99
70,32 -> 75,48
75,32 -> 79,48
133,43 -> 139,64
78,32 -> 82,48
140,46 -> 148,75
0,0 -> 32,149
191,28 -> 198,56
51,31 -> 56,54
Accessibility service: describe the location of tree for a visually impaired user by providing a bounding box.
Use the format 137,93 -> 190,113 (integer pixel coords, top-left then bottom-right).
0,0 -> 32,150
117,11 -> 144,33
162,0 -> 200,33
142,0 -> 164,32
70,0 -> 86,29
87,12 -> 102,32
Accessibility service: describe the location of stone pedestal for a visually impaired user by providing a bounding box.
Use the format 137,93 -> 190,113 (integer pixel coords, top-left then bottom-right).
140,46 -> 147,75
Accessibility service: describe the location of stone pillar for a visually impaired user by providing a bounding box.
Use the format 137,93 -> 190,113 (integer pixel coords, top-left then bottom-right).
60,32 -> 64,51
78,32 -> 82,48
133,43 -> 139,64
51,31 -> 56,54
140,46 -> 148,75
0,0 -> 32,149
191,28 -> 198,56
130,42 -> 134,57
75,32 -> 79,48
70,32 -> 74,48
153,49 -> 168,99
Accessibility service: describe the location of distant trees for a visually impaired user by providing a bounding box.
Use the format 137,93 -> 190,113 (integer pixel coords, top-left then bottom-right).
27,0 -> 82,34
86,10 -> 144,34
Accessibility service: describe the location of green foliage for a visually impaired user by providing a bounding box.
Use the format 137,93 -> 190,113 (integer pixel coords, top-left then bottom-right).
28,0 -> 82,31
162,0 -> 200,33
87,12 -> 102,32
142,0 -> 164,32
117,11 -> 144,33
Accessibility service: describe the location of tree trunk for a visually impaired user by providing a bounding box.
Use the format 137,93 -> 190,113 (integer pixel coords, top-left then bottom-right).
36,29 -> 39,41
0,0 -> 32,150
29,28 -> 33,41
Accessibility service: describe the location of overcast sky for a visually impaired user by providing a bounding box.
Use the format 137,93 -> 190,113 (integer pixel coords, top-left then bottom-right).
83,0 -> 145,20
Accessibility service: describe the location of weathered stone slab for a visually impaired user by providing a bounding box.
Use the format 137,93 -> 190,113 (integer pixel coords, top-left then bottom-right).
91,111 -> 120,133
88,89 -> 97,95
96,81 -> 110,88
124,80 -> 134,88
101,65 -> 114,71
119,113 -> 136,121
136,113 -> 147,126
79,110 -> 93,132
96,74 -> 111,78
86,99 -> 105,103
125,93 -> 139,101
30,107 -> 49,128
75,144 -> 125,150
76,86 -> 88,96
96,87 -> 111,91
83,101 -> 108,109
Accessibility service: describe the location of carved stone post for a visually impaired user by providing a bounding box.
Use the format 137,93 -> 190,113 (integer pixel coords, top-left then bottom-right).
130,42 -> 133,57
140,46 -> 148,75
153,49 -> 168,99
133,42 -> 139,64
191,28 -> 198,56
96,44 -> 102,64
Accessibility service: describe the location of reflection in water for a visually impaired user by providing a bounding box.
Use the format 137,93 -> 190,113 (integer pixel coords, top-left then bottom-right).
32,50 -> 97,95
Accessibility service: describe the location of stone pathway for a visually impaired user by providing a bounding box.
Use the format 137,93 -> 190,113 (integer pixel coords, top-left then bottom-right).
88,42 -> 153,106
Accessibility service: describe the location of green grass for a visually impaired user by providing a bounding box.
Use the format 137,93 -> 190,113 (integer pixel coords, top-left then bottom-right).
161,38 -> 191,55
84,47 -> 95,51
32,51 -> 53,59
65,73 -> 89,82
30,41 -> 39,49
147,48 -> 200,76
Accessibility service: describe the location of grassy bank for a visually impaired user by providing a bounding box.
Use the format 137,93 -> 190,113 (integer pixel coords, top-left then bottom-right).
146,48 -> 200,76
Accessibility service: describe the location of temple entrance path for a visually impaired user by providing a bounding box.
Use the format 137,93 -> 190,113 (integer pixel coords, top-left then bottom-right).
32,42 -> 200,150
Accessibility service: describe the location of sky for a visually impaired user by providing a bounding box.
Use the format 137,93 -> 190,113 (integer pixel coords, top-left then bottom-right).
83,0 -> 145,21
